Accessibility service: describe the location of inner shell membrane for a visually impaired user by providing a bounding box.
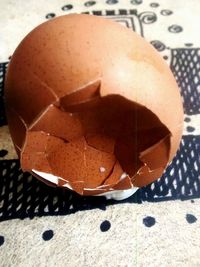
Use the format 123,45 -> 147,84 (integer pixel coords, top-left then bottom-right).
68,94 -> 171,180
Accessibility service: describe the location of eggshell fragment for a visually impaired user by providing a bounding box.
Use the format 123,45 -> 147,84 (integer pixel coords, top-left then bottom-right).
6,107 -> 26,154
5,14 -> 184,197
86,134 -> 115,154
20,131 -> 52,173
29,105 -> 83,141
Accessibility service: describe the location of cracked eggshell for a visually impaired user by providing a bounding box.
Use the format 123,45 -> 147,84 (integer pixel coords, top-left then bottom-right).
5,14 -> 184,197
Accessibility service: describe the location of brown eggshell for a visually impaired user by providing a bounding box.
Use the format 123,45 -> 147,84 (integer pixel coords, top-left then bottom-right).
85,134 -> 115,154
45,136 -> 116,190
60,80 -> 101,109
139,136 -> 170,170
29,105 -> 84,141
20,131 -> 52,173
5,64 -> 57,126
5,14 -> 184,196
132,166 -> 164,187
6,107 -> 26,154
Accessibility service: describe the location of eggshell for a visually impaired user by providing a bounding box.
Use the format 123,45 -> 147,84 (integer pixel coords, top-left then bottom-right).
5,14 -> 184,196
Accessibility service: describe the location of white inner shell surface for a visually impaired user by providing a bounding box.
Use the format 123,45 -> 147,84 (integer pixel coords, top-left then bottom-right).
32,170 -> 139,201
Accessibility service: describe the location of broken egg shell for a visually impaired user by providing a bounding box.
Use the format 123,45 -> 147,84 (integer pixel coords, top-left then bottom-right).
29,104 -> 84,142
5,14 -> 184,198
6,107 -> 26,153
60,79 -> 101,109
5,64 -> 57,126
139,135 -> 171,170
132,166 -> 164,187
97,187 -> 139,201
86,134 -> 115,154
44,136 -> 116,189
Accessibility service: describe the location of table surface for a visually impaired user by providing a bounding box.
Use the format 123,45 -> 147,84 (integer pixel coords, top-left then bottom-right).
0,0 -> 200,266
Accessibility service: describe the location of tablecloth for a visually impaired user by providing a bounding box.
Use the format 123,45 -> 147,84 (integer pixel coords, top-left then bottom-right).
0,0 -> 200,266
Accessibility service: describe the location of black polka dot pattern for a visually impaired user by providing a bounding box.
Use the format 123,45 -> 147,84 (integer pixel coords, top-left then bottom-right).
45,13 -> 56,19
163,55 -> 168,60
150,3 -> 159,7
184,117 -> 191,122
0,149 -> 8,157
61,4 -> 73,11
187,126 -> 195,133
106,0 -> 118,4
143,216 -> 156,227
42,230 -> 54,241
0,236 -> 5,246
186,214 -> 197,224
100,220 -> 111,232
84,1 -> 96,7
130,0 -> 143,5
185,43 -> 193,47
161,10 -> 173,16
150,40 -> 166,51
168,25 -> 183,33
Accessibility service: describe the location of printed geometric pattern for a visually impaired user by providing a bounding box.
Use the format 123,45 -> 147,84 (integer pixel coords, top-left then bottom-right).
170,49 -> 200,114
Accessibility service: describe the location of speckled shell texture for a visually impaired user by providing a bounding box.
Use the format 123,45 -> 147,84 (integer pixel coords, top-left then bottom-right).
5,14 -> 184,195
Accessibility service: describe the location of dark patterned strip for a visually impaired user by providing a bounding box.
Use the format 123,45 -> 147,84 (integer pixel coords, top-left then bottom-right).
0,62 -> 8,126
92,10 -> 102,16
139,135 -> 200,202
170,48 -> 200,115
105,10 -> 115,15
118,9 -> 128,15
91,9 -> 137,16
0,136 -> 199,221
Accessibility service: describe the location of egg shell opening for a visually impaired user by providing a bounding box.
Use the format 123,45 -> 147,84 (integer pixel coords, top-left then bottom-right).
5,14 -> 184,197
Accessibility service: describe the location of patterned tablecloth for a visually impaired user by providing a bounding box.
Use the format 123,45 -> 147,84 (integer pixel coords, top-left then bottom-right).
0,0 -> 200,266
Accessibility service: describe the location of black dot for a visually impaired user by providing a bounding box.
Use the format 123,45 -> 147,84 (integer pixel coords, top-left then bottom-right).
150,3 -> 159,7
0,236 -> 5,246
163,55 -> 168,60
0,149 -> 8,157
84,1 -> 96,6
106,0 -> 118,4
168,24 -> 183,33
100,220 -> 111,232
191,200 -> 194,203
161,9 -> 173,16
187,126 -> 195,132
143,216 -> 156,227
184,117 -> 191,122
185,43 -> 193,47
151,40 -> 165,51
186,214 -> 197,224
45,13 -> 56,19
42,230 -> 54,241
61,4 -> 73,11
130,0 -> 143,4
